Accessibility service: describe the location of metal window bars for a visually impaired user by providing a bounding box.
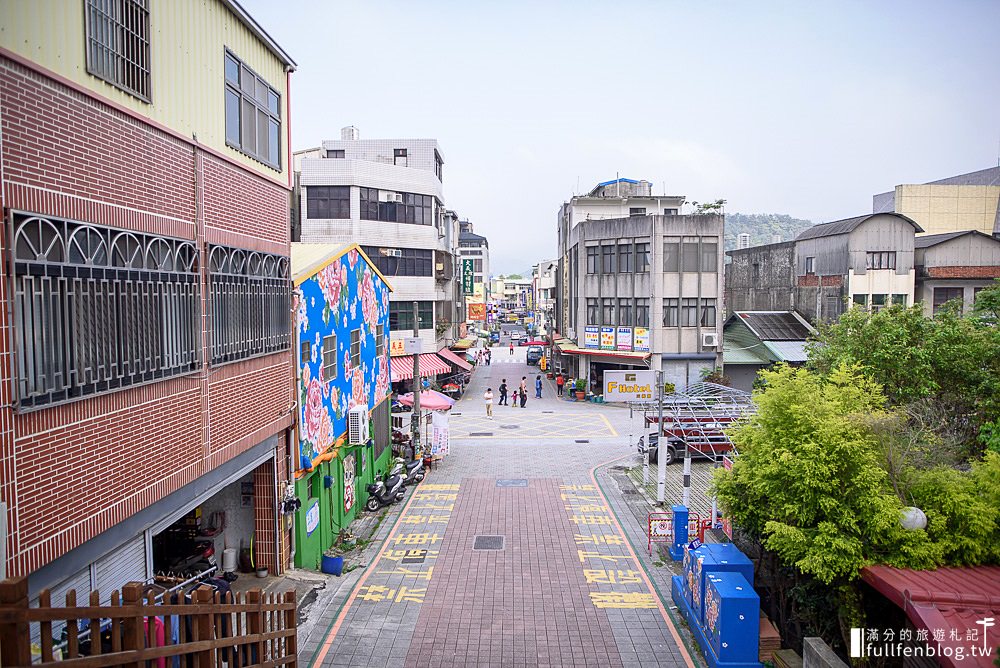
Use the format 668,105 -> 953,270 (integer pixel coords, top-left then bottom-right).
10,213 -> 199,410
208,244 -> 291,365
85,0 -> 151,101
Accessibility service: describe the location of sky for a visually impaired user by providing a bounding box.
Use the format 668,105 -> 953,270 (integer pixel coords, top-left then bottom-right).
242,0 -> 1000,274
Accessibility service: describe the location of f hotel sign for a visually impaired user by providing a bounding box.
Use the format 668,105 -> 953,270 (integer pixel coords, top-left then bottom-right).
603,370 -> 655,401
462,258 -> 474,295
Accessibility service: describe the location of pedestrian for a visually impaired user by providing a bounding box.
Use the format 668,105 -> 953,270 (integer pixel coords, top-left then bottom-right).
519,377 -> 528,408
556,372 -> 565,397
511,388 -> 519,407
535,374 -> 543,398
484,388 -> 494,418
486,348 -> 492,365
499,379 -> 508,406
519,386 -> 528,408
509,342 -> 514,355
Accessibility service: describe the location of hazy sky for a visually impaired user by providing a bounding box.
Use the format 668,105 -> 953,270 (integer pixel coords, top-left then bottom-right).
242,0 -> 1000,274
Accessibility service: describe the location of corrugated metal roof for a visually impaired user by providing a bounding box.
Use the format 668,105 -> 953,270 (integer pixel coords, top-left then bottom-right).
862,565 -> 1000,668
291,242 -> 352,283
723,321 -> 772,365
737,311 -> 814,341
597,177 -> 640,187
761,340 -> 809,363
914,230 -> 1000,248
795,213 -> 923,241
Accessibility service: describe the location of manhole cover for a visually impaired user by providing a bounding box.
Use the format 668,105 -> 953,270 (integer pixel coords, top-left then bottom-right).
575,439 -> 590,443
401,549 -> 428,564
473,535 -> 505,550
470,432 -> 493,437
496,479 -> 528,487
499,424 -> 519,430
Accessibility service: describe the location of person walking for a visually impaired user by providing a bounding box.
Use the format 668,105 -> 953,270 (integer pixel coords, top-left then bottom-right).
519,377 -> 528,408
535,374 -> 543,399
486,348 -> 492,365
511,388 -> 519,408
509,342 -> 514,355
498,379 -> 508,406
484,388 -> 494,418
519,386 -> 528,408
556,372 -> 565,397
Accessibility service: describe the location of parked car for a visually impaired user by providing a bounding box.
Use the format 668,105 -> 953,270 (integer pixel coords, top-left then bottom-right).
526,346 -> 543,365
509,330 -> 525,342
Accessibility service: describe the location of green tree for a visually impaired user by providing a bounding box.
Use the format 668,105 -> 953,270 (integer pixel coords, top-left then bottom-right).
713,364 -> 938,586
973,278 -> 1000,321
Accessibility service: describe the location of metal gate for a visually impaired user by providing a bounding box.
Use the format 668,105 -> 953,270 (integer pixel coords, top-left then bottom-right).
94,533 -> 147,604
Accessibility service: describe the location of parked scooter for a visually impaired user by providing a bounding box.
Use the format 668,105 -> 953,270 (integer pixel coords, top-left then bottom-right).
390,456 -> 425,486
365,470 -> 406,511
167,539 -> 216,577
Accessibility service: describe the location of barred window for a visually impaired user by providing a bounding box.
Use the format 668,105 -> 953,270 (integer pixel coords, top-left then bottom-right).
85,0 -> 151,101
224,50 -> 281,169
323,334 -> 338,380
209,245 -> 290,365
350,329 -> 361,369
10,213 -> 199,410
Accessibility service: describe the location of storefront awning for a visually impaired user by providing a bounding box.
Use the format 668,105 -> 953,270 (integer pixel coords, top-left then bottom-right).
451,337 -> 478,350
390,354 -> 451,382
553,338 -> 578,353
437,347 -> 472,371
564,347 -> 651,361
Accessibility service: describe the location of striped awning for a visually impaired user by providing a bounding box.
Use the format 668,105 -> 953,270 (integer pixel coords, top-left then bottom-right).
390,354 -> 451,382
437,347 -> 473,371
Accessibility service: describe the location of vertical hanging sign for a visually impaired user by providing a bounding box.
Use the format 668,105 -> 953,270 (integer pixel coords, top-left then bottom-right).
462,259 -> 474,295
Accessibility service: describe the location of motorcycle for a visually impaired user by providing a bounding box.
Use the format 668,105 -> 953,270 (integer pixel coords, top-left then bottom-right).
389,456 -> 425,486
167,539 -> 216,577
365,470 -> 406,511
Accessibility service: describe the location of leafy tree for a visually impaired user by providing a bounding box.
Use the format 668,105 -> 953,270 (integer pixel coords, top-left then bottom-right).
713,364 -> 938,586
973,278 -> 1000,321
807,304 -> 1000,452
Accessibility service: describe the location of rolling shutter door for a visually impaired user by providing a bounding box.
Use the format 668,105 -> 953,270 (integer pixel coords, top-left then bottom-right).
94,533 -> 147,604
31,566 -> 91,645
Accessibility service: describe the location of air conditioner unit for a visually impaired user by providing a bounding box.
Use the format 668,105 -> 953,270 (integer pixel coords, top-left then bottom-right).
379,191 -> 403,203
382,248 -> 403,257
702,332 -> 719,349
347,405 -> 369,445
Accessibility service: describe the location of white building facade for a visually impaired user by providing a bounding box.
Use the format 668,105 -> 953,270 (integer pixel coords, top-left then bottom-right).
296,128 -> 461,351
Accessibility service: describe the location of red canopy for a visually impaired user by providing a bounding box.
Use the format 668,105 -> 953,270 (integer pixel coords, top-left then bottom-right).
389,354 -> 450,382
395,389 -> 456,411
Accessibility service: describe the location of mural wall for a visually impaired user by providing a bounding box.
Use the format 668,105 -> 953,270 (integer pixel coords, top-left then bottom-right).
294,247 -> 391,466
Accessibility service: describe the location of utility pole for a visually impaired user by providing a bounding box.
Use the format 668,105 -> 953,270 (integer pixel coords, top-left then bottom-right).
656,369 -> 666,504
410,301 -> 423,462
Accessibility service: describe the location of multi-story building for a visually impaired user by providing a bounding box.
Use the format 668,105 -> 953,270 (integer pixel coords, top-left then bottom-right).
532,259 -> 558,335
913,231 -> 1000,315
294,128 -> 462,356
555,180 -> 724,390
0,0 -> 296,600
726,213 -> 922,323
873,166 -> 1000,238
458,219 -> 489,324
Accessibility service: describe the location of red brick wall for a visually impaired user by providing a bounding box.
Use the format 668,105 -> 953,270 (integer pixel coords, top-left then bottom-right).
0,56 -> 294,578
924,266 -> 1000,279
797,274 -> 844,287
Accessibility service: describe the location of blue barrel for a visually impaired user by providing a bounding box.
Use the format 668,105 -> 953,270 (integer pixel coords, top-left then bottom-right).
321,555 -> 344,576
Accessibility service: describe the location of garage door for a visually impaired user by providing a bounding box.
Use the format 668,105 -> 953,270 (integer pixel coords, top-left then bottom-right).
31,566 -> 91,646
94,533 -> 147,604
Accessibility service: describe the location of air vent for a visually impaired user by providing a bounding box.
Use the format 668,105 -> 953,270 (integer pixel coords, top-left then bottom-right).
473,535 -> 505,551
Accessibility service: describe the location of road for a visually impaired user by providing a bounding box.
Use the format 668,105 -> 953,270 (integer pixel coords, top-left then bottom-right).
299,343 -> 703,667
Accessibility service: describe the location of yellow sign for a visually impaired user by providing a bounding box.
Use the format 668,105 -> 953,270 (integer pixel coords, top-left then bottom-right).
468,303 -> 487,321
390,339 -> 407,357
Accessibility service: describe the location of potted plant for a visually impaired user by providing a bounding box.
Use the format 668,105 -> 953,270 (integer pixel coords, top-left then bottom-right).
573,379 -> 586,401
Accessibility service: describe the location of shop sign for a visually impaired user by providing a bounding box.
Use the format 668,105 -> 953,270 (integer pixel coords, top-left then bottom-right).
305,500 -> 320,536
633,327 -> 650,352
343,454 -> 356,513
468,303 -> 486,321
389,339 -> 407,357
462,259 -> 474,295
616,327 -> 633,351
584,326 -> 600,349
604,370 -> 655,401
600,326 -> 615,350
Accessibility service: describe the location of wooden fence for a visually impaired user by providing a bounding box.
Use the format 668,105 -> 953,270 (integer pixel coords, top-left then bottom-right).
0,577 -> 297,667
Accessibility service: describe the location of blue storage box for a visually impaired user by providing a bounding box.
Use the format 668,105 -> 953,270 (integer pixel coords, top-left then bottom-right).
689,543 -> 755,626
705,571 -> 760,664
681,543 -> 713,611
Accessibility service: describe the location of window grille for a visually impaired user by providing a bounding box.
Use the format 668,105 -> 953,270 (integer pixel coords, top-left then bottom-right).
85,0 -> 151,101
10,212 -> 199,410
208,244 -> 290,365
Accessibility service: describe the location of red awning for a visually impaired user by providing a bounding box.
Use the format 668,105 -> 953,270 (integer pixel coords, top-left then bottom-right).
437,347 -> 473,371
390,354 -> 451,382
861,565 -> 1000,667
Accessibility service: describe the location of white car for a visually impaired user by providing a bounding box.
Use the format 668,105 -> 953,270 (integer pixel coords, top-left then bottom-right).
509,330 -> 523,342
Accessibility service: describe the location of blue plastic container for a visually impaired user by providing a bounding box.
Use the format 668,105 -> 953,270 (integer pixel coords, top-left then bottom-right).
321,555 -> 344,576
690,543 -> 755,625
705,571 -> 760,665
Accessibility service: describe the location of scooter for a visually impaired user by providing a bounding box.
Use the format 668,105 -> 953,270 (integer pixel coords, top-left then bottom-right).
365,471 -> 406,511
167,540 -> 216,577
390,456 -> 425,486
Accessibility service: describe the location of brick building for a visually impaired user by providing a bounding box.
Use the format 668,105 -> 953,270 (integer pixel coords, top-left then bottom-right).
0,0 -> 297,604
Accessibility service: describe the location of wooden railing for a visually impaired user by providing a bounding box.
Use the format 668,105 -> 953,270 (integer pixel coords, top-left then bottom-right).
0,577 -> 297,667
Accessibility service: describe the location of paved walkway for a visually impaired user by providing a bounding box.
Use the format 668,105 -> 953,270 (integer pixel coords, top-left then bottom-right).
300,344 -> 703,667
